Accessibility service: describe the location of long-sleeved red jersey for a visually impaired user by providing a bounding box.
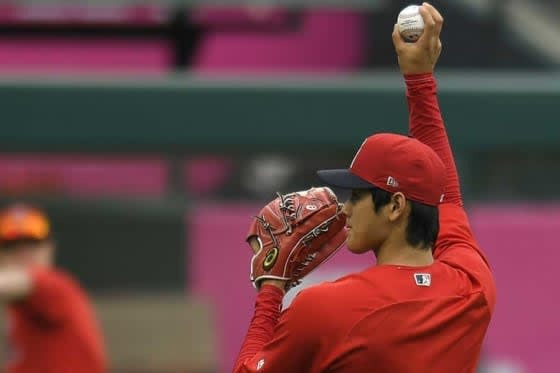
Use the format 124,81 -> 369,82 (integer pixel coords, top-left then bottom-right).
6,267 -> 108,373
234,73 -> 496,373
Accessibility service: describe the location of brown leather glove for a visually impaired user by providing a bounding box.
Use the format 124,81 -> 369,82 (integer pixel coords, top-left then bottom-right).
247,187 -> 347,291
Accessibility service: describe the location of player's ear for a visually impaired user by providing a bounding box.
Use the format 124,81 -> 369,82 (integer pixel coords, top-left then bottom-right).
388,192 -> 407,222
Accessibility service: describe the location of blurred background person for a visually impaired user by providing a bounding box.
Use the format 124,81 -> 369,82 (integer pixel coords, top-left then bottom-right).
0,204 -> 107,373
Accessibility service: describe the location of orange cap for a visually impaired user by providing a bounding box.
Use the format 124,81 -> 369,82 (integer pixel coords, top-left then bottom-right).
0,204 -> 50,243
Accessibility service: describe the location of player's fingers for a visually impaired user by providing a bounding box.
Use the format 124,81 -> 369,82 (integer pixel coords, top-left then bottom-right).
419,4 -> 436,33
418,5 -> 435,49
423,2 -> 444,24
248,237 -> 261,254
423,3 -> 444,35
420,4 -> 440,54
391,23 -> 405,51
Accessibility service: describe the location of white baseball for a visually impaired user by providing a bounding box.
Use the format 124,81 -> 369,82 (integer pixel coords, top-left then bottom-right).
397,5 -> 424,42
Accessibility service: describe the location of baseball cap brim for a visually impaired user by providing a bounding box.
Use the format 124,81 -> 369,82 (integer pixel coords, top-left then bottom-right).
316,169 -> 374,189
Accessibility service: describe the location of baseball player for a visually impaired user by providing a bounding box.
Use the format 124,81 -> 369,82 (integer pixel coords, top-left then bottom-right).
233,3 -> 496,373
0,203 -> 107,373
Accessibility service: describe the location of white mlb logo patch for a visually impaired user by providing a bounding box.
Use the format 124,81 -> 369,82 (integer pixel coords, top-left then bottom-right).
414,273 -> 431,287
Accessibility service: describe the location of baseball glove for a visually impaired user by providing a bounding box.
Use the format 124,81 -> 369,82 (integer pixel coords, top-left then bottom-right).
247,186 -> 347,291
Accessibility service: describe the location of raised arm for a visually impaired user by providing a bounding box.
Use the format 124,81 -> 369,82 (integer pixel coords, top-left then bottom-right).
405,73 -> 463,206
391,4 -> 491,267
392,3 -> 461,207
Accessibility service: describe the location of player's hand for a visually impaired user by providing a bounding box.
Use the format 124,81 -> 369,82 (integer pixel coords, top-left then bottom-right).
392,2 -> 443,75
248,237 -> 287,293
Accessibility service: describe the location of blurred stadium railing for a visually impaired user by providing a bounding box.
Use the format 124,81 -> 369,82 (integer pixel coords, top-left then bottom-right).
1,72 -> 559,200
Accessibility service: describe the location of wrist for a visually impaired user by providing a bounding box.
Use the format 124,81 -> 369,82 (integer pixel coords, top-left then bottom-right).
404,72 -> 434,82
260,281 -> 286,295
404,73 -> 437,96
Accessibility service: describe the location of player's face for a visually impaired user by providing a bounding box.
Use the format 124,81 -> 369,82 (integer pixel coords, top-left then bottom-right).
0,240 -> 55,268
342,189 -> 391,254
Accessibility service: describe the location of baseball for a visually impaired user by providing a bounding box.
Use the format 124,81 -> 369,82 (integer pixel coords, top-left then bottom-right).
397,5 -> 424,42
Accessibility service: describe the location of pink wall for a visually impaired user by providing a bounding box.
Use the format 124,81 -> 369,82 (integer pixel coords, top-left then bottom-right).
0,6 -> 365,74
0,155 -> 168,197
0,4 -> 165,24
0,5 -> 169,74
0,39 -> 170,75
192,10 -> 366,73
469,205 -> 560,372
189,203 -> 560,373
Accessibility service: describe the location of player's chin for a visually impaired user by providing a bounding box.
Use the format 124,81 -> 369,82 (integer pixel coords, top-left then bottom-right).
345,237 -> 371,255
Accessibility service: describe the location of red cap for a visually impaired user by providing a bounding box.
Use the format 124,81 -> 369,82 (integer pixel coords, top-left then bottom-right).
0,204 -> 51,244
317,133 -> 446,206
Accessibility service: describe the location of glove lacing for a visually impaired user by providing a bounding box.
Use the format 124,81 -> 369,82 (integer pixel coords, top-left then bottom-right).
253,192 -> 344,290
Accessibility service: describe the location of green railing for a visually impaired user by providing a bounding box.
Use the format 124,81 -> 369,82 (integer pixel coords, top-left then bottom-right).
2,72 -> 559,153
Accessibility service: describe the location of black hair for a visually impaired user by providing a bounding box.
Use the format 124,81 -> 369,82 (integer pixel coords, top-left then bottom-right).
370,187 -> 439,250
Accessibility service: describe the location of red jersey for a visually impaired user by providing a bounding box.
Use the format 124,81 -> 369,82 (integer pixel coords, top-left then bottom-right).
5,268 -> 107,373
233,74 -> 496,373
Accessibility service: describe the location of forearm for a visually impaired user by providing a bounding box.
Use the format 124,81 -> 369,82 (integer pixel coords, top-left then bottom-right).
405,73 -> 462,206
233,285 -> 284,372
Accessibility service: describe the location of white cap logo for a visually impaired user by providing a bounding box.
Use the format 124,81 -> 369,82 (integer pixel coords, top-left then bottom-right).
387,176 -> 399,187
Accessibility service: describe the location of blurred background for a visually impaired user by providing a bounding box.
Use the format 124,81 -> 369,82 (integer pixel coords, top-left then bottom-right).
0,0 -> 558,372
